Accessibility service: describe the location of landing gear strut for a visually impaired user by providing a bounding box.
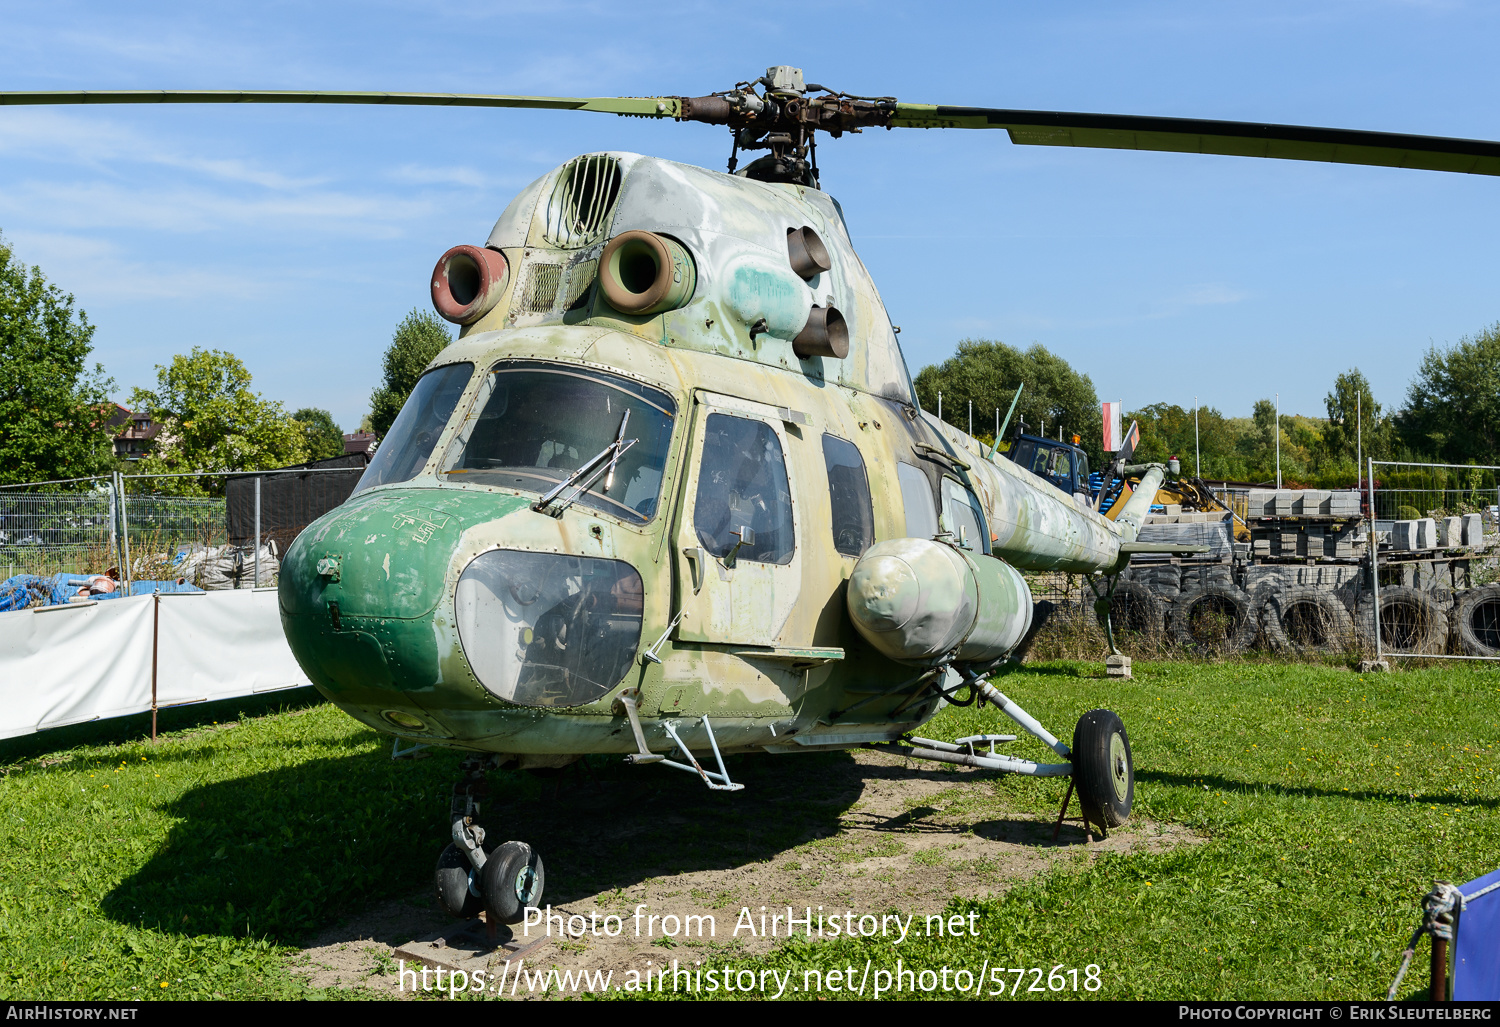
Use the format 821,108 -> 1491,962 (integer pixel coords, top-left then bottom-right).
873,667 -> 1135,842
434,755 -> 547,924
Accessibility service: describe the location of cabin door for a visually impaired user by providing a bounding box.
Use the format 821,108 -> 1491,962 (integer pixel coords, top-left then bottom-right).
671,391 -> 803,647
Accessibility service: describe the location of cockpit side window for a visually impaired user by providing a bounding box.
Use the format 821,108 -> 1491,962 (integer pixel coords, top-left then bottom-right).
352,362 -> 474,494
940,477 -> 989,553
694,414 -> 795,565
821,433 -> 874,557
897,462 -> 939,540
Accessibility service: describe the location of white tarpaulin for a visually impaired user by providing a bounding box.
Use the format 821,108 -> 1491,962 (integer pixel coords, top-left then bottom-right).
155,588 -> 309,705
0,588 -> 312,740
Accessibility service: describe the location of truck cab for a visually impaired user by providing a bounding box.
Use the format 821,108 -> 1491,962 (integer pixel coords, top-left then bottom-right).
1009,433 -> 1091,500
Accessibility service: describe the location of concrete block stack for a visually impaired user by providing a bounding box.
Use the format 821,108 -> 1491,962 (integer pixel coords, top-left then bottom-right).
1331,523 -> 1360,558
1393,520 -> 1421,551
1243,487 -> 1368,561
1416,518 -> 1437,550
1305,527 -> 1326,558
1301,490 -> 1331,515
1329,490 -> 1362,517
1462,513 -> 1486,548
1438,516 -> 1463,547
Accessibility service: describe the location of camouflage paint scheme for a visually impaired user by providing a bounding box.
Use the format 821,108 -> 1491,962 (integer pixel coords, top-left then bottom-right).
279,152 -> 1149,767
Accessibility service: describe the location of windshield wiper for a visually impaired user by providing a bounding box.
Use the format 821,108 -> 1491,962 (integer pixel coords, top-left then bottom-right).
532,409 -> 637,517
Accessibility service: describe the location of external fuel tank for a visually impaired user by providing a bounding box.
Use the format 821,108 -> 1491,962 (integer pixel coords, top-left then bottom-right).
846,537 -> 1034,665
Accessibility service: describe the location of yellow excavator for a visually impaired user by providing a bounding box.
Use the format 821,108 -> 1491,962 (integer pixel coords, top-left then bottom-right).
1101,470 -> 1251,542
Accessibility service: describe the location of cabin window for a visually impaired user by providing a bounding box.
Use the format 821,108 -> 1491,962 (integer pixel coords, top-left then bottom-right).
353,362 -> 474,493
439,362 -> 675,523
897,461 -> 939,540
821,433 -> 874,557
694,414 -> 795,565
941,477 -> 989,552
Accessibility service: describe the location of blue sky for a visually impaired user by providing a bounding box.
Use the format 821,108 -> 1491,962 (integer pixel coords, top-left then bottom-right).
3,0 -> 1499,433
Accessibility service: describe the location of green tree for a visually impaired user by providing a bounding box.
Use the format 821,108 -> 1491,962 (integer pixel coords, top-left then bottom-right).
292,407 -> 346,461
913,340 -> 1103,466
1128,402 -> 1246,480
0,236 -> 115,486
1398,323 -> 1500,464
368,309 -> 451,437
1230,400 -> 1320,485
128,348 -> 307,495
1321,368 -> 1395,472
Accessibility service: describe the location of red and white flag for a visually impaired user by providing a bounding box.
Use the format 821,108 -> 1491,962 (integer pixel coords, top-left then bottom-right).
1103,401 -> 1122,452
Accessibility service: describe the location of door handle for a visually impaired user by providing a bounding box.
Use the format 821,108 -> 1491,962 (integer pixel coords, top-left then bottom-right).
683,546 -> 706,593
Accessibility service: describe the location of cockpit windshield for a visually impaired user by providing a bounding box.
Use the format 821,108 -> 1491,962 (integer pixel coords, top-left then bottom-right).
440,362 -> 676,524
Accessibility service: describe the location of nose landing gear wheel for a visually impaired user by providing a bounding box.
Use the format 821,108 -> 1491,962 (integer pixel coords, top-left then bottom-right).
435,843 -> 483,918
482,841 -> 546,925
1072,709 -> 1133,830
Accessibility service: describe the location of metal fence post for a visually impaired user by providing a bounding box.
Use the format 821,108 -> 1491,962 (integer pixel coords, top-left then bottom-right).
117,472 -> 133,591
253,475 -> 261,588
108,479 -> 118,572
1368,457 -> 1381,660
150,591 -> 159,745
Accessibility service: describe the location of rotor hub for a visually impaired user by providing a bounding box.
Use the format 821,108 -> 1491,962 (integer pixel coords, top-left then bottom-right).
678,66 -> 896,186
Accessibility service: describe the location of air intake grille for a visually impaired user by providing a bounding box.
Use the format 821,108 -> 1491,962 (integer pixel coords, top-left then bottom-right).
542,155 -> 623,248
563,259 -> 597,310
522,263 -> 563,313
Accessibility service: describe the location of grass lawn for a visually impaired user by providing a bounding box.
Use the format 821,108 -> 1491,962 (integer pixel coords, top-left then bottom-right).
0,660 -> 1496,1000
755,659 -> 1500,1000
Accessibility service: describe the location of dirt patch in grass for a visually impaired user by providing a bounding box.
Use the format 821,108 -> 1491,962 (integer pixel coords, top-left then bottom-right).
292,747 -> 1198,997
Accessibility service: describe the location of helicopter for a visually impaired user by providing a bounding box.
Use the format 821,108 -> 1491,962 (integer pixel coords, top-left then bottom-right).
8,67 -> 1500,926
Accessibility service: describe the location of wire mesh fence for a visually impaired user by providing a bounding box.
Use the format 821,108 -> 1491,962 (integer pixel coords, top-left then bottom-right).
1369,460 -> 1500,663
1369,461 -> 1498,522
1023,462 -> 1500,663
0,462 -> 365,589
0,488 -> 226,580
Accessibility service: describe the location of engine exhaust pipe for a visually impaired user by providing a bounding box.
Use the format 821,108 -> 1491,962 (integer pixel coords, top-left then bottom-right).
786,226 -> 831,280
793,304 -> 849,359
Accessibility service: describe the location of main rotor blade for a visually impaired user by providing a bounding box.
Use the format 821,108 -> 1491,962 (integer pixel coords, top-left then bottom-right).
0,89 -> 680,118
891,104 -> 1500,177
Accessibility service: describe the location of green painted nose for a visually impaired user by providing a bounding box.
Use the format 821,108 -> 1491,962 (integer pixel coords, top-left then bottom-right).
279,487 -> 530,704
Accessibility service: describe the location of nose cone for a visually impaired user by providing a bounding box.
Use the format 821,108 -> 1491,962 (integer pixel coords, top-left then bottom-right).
279,488 -> 531,704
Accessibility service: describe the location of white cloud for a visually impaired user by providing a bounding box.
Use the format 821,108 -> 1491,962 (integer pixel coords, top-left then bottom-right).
0,109 -> 330,189
0,180 -> 437,237
3,230 -> 273,301
1162,282 -> 1249,311
386,164 -> 491,189
998,282 -> 1248,333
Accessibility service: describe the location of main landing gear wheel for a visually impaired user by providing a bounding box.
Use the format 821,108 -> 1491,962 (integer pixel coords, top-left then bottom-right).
482,841 -> 546,925
435,843 -> 483,918
1072,709 -> 1134,830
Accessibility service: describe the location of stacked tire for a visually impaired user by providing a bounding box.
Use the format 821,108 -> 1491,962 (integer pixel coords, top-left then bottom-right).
1169,583 -> 1258,653
1354,586 -> 1448,655
1261,586 -> 1355,655
1096,581 -> 1165,644
1451,584 -> 1500,657
1129,563 -> 1181,597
